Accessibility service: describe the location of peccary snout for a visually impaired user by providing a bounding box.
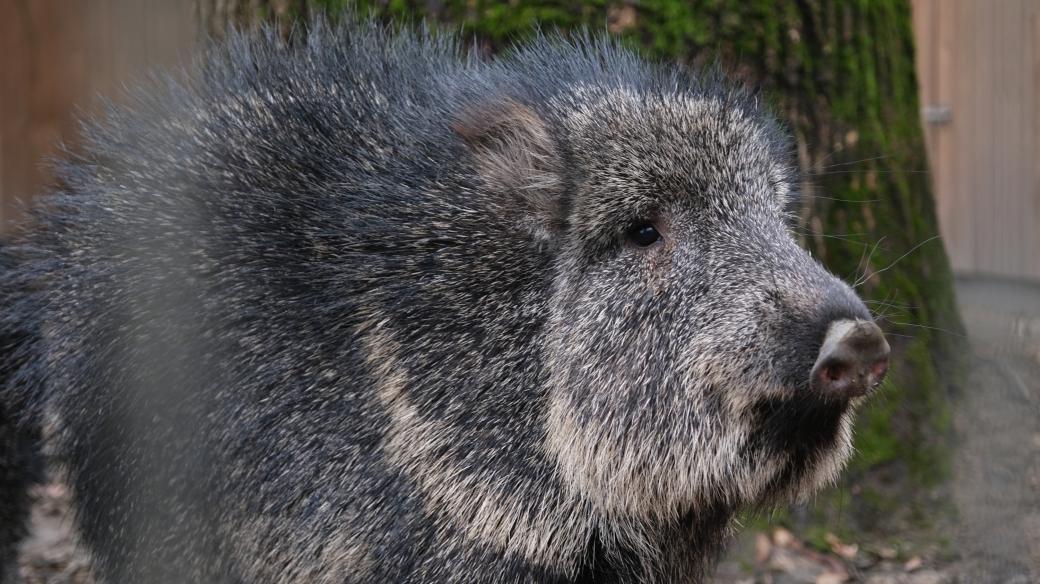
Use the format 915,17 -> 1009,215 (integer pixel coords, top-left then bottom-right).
810,319 -> 890,399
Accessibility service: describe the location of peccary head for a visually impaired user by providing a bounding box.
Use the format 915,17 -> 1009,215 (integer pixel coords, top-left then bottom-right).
440,42 -> 889,571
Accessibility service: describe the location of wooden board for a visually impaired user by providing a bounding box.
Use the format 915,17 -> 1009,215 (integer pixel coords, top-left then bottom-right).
913,0 -> 1040,282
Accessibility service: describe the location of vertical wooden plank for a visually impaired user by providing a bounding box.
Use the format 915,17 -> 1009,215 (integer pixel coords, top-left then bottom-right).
1033,0 -> 1040,280
961,0 -> 974,273
1,1 -> 91,230
1011,0 -> 1028,279
1005,0 -> 1021,278
999,0 -> 1020,278
1003,0 -> 1016,277
975,0 -> 987,275
952,0 -> 974,272
88,0 -> 117,106
1027,0 -> 1040,282
939,0 -> 958,271
985,0 -> 1002,274
998,0 -> 1011,277
0,0 -> 197,234
112,0 -> 150,96
920,0 -> 939,259
183,0 -> 200,57
151,0 -> 177,67
994,0 -> 1010,276
926,0 -> 939,169
990,0 -> 1003,276
1023,0 -> 1035,281
0,0 -> 30,228
979,0 -> 995,275
934,0 -> 958,272
911,0 -> 935,156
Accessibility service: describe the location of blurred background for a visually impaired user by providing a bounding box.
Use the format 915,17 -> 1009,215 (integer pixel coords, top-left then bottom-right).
2,1 -> 1038,583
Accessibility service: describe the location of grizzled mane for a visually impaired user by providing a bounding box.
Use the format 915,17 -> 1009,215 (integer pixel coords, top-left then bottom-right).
30,17 -> 791,256
26,16 -> 789,305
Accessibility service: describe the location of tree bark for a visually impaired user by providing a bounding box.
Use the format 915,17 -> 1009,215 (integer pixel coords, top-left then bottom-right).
198,0 -> 964,525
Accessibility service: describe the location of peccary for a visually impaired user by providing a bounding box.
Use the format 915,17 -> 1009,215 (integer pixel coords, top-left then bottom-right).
0,319 -> 38,583
0,19 -> 890,584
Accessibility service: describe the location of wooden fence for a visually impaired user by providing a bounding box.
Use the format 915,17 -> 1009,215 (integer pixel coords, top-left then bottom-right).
0,0 -> 194,229
913,0 -> 1040,282
2,1 -> 1038,282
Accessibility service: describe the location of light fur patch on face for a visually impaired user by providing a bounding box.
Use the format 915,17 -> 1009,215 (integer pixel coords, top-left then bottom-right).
544,364 -> 789,522
544,354 -> 857,527
360,322 -> 597,576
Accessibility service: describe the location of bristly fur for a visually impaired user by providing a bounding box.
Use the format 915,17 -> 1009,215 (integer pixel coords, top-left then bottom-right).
0,243 -> 43,584
0,17 -> 874,583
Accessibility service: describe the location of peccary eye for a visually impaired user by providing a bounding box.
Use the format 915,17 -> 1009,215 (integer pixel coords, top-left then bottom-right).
626,222 -> 662,247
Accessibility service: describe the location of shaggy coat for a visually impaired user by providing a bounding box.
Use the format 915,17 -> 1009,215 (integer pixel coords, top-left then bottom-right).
0,20 -> 873,583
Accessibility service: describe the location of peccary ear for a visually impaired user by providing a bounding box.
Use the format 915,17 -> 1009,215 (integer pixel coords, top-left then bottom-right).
452,99 -> 564,235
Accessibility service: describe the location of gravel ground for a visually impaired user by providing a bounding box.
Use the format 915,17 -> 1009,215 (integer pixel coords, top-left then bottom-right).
945,277 -> 1040,582
16,277 -> 1040,583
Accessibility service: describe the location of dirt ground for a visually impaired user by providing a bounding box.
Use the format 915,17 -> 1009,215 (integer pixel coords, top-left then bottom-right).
943,278 -> 1040,582
16,277 -> 1040,583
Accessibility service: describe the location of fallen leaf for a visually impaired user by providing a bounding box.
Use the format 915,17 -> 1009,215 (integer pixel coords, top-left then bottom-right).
876,546 -> 898,559
755,532 -> 772,564
824,533 -> 859,560
773,527 -> 796,548
816,571 -> 850,584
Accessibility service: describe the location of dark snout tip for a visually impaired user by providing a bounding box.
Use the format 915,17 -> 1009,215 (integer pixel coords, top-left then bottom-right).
810,319 -> 890,399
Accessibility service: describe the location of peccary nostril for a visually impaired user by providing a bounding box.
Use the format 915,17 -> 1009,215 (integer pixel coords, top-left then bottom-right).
810,319 -> 890,399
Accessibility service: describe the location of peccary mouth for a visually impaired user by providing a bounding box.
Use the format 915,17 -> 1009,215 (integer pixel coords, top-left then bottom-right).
743,397 -> 849,488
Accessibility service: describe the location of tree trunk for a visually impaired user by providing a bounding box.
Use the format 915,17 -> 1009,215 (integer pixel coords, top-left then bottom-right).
198,0 -> 964,527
